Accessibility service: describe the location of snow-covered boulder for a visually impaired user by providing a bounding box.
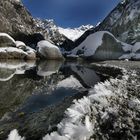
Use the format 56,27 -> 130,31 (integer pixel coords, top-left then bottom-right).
16,41 -> 36,60
15,41 -> 26,50
0,33 -> 16,47
37,40 -> 64,60
25,46 -> 36,60
72,31 -> 126,60
0,47 -> 27,59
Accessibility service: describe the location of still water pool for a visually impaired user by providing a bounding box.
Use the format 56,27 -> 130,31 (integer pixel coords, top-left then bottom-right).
0,60 -> 113,139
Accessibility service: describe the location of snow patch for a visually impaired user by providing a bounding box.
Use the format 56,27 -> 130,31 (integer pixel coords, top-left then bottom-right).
7,129 -> 25,140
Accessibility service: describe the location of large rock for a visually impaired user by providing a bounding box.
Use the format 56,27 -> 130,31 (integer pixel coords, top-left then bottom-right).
0,35 -> 36,60
72,31 -> 128,60
15,40 -> 26,50
37,40 -> 64,60
0,47 -> 27,59
0,33 -> 16,47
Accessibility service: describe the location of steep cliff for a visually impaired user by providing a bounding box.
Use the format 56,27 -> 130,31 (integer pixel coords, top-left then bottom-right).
0,0 -> 36,38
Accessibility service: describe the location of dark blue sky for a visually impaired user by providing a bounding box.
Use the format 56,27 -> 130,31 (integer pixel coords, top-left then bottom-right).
22,0 -> 120,28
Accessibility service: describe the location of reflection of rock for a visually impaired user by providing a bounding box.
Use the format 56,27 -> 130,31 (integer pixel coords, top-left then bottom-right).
0,60 -> 36,81
57,75 -> 83,89
37,60 -> 63,77
0,68 -> 15,82
37,40 -> 64,60
71,65 -> 100,87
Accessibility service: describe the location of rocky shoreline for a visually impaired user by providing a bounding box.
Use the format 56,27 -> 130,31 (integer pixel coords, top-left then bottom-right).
42,61 -> 140,140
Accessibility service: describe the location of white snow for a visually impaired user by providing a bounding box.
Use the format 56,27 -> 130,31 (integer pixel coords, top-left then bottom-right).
0,47 -> 27,55
15,41 -> 26,48
34,18 -> 93,42
38,40 -> 58,50
0,33 -> 15,45
7,129 -> 25,140
58,25 -> 93,41
72,31 -> 104,57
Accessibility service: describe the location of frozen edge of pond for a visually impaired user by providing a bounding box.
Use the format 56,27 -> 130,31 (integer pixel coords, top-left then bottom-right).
7,64 -> 139,140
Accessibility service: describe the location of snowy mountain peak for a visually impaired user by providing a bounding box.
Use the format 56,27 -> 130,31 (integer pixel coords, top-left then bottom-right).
34,18 -> 94,42
58,25 -> 94,41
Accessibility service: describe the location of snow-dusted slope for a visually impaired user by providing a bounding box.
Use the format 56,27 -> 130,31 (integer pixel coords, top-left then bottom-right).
58,25 -> 93,41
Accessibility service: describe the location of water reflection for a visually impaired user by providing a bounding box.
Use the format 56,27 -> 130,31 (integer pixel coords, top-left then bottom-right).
0,60 -> 110,139
37,60 -> 62,77
0,60 -> 36,81
0,60 -> 105,116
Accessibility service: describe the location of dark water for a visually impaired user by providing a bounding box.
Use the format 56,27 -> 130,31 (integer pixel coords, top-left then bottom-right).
0,60 -> 112,139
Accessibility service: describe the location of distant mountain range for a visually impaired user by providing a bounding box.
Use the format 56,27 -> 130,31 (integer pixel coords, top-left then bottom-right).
58,25 -> 94,41
34,18 -> 94,41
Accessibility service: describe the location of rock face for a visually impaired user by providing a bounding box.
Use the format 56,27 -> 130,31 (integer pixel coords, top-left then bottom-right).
37,40 -> 64,60
0,0 -> 36,38
75,0 -> 140,46
72,31 -> 126,60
